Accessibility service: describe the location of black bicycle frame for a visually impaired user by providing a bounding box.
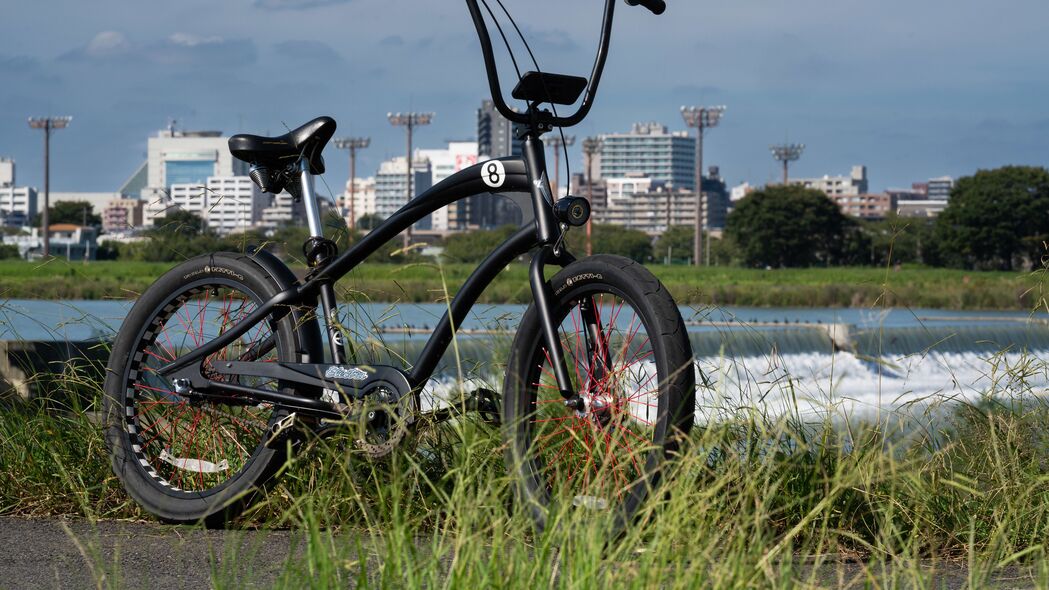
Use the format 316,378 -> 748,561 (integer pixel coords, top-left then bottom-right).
158,135 -> 581,414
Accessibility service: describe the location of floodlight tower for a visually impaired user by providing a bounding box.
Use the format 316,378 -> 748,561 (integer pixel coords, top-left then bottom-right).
388,112 -> 433,250
681,105 -> 726,267
581,136 -> 603,256
770,143 -> 805,184
28,116 -> 72,259
545,134 -> 575,199
332,137 -> 371,232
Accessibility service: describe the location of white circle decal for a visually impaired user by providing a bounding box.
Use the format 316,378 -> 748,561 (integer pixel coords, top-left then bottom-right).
481,160 -> 506,189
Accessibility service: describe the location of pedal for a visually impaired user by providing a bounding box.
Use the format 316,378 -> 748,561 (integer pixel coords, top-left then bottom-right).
470,388 -> 501,426
266,412 -> 297,446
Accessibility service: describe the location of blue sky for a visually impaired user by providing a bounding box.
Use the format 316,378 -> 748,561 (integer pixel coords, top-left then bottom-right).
1,0 -> 1047,195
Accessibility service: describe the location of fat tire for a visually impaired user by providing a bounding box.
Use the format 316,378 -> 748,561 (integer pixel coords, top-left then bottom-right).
103,252 -> 309,526
502,254 -> 695,535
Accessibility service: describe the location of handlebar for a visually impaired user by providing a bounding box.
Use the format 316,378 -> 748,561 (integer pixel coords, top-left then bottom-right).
626,0 -> 666,15
465,0 -> 663,130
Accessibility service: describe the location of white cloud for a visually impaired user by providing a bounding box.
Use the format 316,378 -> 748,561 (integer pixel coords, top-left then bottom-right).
84,31 -> 131,58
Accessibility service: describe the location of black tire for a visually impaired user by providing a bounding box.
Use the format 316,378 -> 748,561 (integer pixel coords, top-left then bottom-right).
103,253 -> 310,525
503,255 -> 695,535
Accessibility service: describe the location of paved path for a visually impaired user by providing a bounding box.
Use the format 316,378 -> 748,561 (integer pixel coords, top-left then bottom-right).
0,516 -> 299,589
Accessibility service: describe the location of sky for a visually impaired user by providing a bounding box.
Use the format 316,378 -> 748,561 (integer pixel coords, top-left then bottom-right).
1,0 -> 1048,196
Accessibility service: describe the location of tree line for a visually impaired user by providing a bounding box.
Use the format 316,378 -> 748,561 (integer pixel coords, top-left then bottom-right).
16,165 -> 1046,271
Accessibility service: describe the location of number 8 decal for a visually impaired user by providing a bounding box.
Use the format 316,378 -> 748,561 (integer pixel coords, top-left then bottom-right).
481,160 -> 506,189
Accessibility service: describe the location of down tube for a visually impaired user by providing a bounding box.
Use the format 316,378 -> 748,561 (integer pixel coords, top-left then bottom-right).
407,224 -> 538,389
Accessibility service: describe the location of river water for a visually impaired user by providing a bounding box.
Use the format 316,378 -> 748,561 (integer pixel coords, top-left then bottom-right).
3,300 -> 1048,419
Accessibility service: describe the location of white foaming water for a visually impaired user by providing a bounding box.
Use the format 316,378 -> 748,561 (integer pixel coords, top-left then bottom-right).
421,349 -> 1049,424
696,349 -> 1049,420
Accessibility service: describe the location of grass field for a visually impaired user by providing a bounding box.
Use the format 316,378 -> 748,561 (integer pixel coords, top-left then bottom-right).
0,258 -> 1043,310
5,351 -> 1049,587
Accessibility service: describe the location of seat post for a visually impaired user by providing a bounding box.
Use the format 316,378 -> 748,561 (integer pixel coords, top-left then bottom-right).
299,157 -> 324,238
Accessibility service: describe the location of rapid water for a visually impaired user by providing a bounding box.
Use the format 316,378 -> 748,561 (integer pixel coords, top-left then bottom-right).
2,300 -> 1048,417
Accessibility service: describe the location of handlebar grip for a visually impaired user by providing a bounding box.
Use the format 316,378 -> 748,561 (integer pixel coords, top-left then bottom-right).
626,0 -> 666,15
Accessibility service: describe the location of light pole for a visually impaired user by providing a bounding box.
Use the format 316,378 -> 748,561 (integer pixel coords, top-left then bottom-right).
681,106 -> 725,267
388,112 -> 433,251
545,134 -> 575,199
332,136 -> 370,232
581,137 -> 602,257
770,143 -> 805,184
28,116 -> 72,259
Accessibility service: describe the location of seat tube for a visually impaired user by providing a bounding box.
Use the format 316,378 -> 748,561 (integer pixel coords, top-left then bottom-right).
299,158 -> 325,238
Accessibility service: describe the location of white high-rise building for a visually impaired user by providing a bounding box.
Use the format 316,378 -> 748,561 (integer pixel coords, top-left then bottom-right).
0,158 -> 37,228
374,156 -> 433,224
598,123 -> 696,190
416,142 -> 478,231
0,186 -> 37,227
341,177 -> 377,227
0,158 -> 14,187
147,128 -> 246,190
147,177 -> 265,235
203,177 -> 266,235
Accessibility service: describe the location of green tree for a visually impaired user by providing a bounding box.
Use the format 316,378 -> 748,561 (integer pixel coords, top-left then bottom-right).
858,214 -> 935,266
726,185 -> 856,268
0,244 -> 20,260
442,225 -> 519,264
151,210 -> 206,237
933,166 -> 1049,270
357,213 -> 383,231
48,200 -> 101,228
653,226 -> 693,263
567,224 -> 652,263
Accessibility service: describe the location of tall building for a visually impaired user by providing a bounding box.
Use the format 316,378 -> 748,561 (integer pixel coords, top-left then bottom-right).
477,100 -> 523,159
794,165 -> 869,197
147,128 -> 246,190
149,177 -> 265,235
0,158 -> 14,187
374,156 -> 433,226
591,170 -> 729,234
0,186 -> 37,228
417,142 -> 479,232
0,158 -> 37,228
927,176 -> 954,200
598,123 -> 697,190
471,101 -> 525,229
342,177 -> 377,227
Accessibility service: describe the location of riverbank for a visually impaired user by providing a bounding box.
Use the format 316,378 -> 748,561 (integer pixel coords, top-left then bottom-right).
0,259 -> 1041,310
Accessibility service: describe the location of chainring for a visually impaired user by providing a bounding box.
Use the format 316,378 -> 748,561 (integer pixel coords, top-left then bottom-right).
332,385 -> 416,459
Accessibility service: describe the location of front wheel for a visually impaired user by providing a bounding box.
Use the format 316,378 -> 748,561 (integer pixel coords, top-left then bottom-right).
503,255 -> 695,535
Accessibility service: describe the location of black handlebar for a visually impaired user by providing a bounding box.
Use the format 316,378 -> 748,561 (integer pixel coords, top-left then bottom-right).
626,0 -> 666,15
467,0 -> 666,130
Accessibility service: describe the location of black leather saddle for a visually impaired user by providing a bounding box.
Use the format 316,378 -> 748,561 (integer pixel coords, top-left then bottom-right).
228,116 -> 336,175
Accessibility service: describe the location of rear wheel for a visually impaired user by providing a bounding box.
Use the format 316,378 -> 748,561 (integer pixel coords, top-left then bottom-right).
103,254 -> 309,525
503,255 -> 695,535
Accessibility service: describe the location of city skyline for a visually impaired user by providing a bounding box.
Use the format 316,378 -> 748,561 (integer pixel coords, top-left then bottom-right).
2,0 -> 1048,196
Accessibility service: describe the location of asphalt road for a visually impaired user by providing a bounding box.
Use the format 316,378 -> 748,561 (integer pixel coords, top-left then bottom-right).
0,516 -> 299,589
0,516 -> 1041,589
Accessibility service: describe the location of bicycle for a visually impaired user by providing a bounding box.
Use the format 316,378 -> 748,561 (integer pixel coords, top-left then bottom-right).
103,0 -> 695,534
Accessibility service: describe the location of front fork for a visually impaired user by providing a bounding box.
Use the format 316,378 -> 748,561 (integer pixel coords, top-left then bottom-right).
529,246 -> 609,410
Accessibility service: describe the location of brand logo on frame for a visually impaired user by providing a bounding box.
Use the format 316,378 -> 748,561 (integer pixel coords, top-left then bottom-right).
325,366 -> 370,381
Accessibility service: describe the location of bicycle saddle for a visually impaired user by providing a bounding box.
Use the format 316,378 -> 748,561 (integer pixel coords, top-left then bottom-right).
228,116 -> 336,175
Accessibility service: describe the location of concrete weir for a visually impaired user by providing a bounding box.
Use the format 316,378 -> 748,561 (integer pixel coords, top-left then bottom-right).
0,339 -> 109,401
